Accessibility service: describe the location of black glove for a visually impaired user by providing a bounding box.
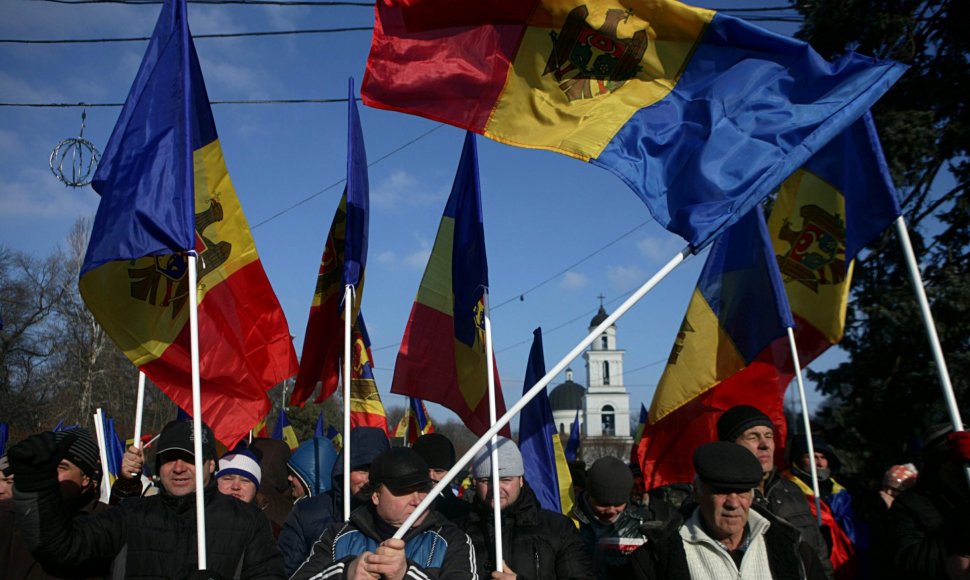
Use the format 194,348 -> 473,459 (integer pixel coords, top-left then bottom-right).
7,431 -> 76,492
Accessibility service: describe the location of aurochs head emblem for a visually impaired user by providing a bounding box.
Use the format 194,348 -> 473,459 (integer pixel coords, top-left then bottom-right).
544,5 -> 648,101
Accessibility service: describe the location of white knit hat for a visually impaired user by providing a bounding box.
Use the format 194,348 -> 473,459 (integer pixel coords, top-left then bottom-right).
217,449 -> 262,487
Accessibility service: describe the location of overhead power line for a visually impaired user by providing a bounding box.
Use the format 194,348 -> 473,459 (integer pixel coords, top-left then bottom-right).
35,0 -> 372,5
0,98 -> 351,108
0,26 -> 371,44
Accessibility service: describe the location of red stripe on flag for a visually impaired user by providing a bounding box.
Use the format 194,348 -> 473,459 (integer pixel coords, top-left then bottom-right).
142,260 -> 297,447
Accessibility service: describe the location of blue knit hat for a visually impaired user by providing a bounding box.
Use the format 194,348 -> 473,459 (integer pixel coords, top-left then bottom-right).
217,448 -> 262,488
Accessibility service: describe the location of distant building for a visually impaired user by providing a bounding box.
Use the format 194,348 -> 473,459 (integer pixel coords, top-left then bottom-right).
549,301 -> 633,459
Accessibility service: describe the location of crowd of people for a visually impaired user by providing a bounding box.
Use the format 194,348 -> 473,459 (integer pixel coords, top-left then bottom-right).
1,403 -> 969,579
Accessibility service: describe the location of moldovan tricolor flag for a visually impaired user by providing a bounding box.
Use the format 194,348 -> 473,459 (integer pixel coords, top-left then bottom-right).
292,78 -> 370,406
391,132 -> 509,437
362,0 -> 906,249
79,0 -> 297,447
637,113 -> 902,488
638,207 -> 794,488
394,397 -> 434,445
519,328 -> 574,516
349,313 -> 391,433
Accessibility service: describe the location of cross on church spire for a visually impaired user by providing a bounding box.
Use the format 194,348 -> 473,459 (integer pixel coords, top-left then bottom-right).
597,293 -> 605,307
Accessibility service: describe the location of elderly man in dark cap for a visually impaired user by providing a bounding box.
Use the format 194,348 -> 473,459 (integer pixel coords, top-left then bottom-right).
630,441 -> 828,580
718,404 -> 832,578
8,419 -> 284,578
572,456 -> 673,580
291,446 -> 477,580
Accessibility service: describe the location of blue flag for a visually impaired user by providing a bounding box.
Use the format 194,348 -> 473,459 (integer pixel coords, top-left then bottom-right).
314,412 -> 326,438
342,76 -> 370,292
105,416 -> 126,481
565,408 -> 580,462
518,328 -> 563,513
0,422 -> 8,457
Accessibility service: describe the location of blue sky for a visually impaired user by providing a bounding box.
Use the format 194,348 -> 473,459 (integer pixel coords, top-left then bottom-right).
0,0 -> 834,426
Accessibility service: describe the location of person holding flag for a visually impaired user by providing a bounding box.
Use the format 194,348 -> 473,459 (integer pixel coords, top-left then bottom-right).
1,427 -> 110,579
9,420 -> 284,578
464,436 -> 593,580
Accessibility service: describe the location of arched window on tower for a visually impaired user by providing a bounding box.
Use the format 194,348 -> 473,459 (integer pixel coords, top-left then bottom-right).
603,361 -> 610,385
602,405 -> 615,436
601,334 -> 609,350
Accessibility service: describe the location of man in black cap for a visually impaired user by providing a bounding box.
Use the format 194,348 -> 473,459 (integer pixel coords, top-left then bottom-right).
1,427 -> 111,579
717,404 -> 833,578
413,432 -> 471,524
9,419 -> 284,578
629,441 -> 828,579
572,456 -> 673,580
291,447 -> 477,580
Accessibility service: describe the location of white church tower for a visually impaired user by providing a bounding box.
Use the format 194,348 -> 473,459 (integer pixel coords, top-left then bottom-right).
583,298 -> 632,439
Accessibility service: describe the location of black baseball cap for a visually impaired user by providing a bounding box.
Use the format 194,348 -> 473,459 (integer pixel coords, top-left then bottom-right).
368,448 -> 433,494
156,420 -> 217,460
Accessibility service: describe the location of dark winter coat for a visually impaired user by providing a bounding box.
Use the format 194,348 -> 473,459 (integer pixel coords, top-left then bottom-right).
13,479 -> 284,579
883,476 -> 970,580
629,504 -> 828,580
464,482 -> 594,580
278,427 -> 389,576
290,503 -> 477,580
1,491 -> 111,579
758,470 -> 834,579
572,492 -> 674,580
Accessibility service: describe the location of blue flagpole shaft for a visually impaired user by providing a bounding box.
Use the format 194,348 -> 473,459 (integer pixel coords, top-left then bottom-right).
484,304 -> 504,571
786,327 -> 823,527
343,285 -> 353,521
393,245 -> 691,539
188,254 -> 207,569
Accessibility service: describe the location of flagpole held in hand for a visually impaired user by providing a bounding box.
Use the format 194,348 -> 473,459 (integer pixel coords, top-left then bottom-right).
394,245 -> 691,539
484,293 -> 504,571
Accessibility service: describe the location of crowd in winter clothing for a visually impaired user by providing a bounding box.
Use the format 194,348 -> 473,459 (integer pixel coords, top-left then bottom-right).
1,404 -> 969,579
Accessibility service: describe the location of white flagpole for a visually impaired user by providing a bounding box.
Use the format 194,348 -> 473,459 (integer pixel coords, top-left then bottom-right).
133,371 -> 146,450
93,408 -> 111,504
394,245 -> 691,538
484,292 -> 504,571
187,254 -> 207,570
894,217 -> 965,431
786,327 -> 824,526
343,284 -> 353,521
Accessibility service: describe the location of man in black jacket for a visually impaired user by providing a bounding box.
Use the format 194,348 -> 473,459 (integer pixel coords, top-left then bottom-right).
718,405 -> 833,579
291,447 -> 477,580
464,436 -> 594,580
573,456 -> 673,580
413,432 -> 471,525
10,419 -> 284,579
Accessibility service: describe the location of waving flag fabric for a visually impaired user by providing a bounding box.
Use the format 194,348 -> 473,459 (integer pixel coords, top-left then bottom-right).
394,397 -> 435,445
564,409 -> 580,462
362,0 -> 905,249
349,314 -> 390,433
0,422 -> 8,457
391,132 -> 509,436
292,80 -> 371,407
629,403 -> 647,464
325,425 -> 342,452
272,408 -> 300,451
78,0 -> 297,447
638,113 -> 902,488
103,416 -> 126,485
638,207 -> 793,488
314,412 -> 326,438
519,328 -> 573,515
